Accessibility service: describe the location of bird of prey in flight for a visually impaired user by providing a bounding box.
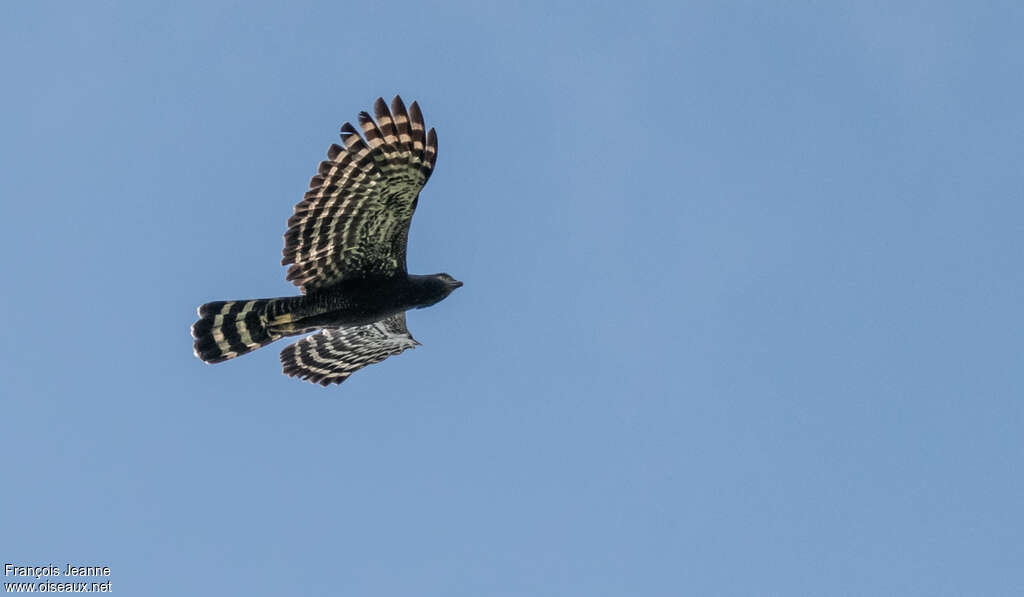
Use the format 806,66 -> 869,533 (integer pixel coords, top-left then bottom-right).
191,96 -> 462,385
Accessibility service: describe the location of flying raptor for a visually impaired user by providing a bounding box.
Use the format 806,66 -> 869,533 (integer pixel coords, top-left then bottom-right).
191,96 -> 462,385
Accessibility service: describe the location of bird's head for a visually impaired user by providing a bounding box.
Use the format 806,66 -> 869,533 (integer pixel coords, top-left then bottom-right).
435,272 -> 463,295
411,272 -> 463,308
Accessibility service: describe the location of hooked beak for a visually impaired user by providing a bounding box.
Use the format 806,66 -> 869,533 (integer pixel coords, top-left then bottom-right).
452,279 -> 464,289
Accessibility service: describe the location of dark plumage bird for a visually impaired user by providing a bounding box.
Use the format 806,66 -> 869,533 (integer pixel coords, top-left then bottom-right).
191,96 -> 462,385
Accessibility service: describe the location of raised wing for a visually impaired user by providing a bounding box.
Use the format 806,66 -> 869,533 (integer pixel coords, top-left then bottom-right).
279,312 -> 420,386
282,96 -> 438,293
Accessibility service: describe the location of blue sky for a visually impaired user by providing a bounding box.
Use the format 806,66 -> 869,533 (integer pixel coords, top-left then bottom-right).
2,1 -> 1022,595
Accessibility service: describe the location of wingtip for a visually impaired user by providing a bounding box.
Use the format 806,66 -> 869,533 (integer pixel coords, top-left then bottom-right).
391,95 -> 407,114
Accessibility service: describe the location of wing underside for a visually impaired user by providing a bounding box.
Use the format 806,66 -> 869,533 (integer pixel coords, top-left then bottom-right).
282,96 -> 438,293
279,312 -> 419,386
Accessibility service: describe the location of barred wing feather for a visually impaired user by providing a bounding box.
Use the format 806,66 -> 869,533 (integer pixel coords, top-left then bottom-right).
282,96 -> 438,292
279,313 -> 420,386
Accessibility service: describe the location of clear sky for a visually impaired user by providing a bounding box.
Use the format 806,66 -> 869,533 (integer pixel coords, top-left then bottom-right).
2,1 -> 1022,595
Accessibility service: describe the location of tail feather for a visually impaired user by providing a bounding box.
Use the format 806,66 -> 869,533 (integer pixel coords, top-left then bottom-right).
192,299 -> 283,364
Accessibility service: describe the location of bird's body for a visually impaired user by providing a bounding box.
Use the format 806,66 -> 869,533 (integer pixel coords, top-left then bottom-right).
282,274 -> 460,330
191,96 -> 461,385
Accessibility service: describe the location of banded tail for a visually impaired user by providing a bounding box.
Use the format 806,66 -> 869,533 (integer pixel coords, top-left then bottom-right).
192,298 -> 290,363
